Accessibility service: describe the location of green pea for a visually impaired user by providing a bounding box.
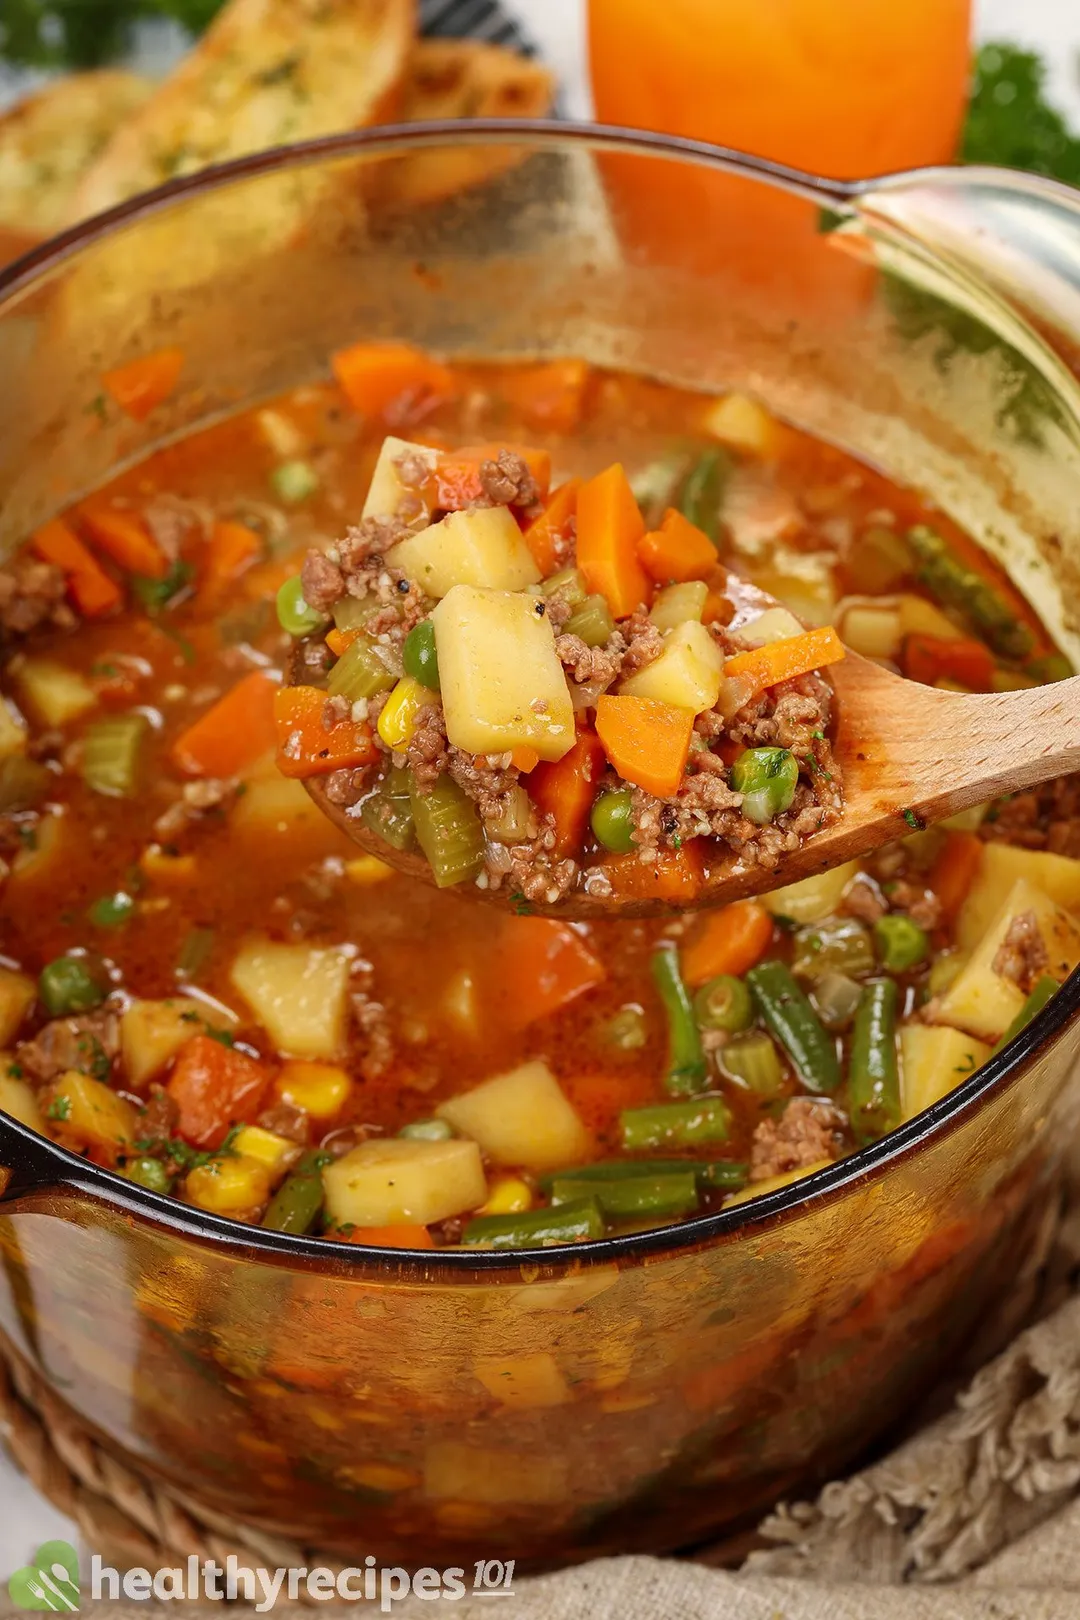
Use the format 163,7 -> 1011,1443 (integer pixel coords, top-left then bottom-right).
403,620 -> 440,689
730,747 -> 799,825
38,956 -> 106,1017
873,913 -> 930,972
87,891 -> 136,928
590,788 -> 636,853
276,576 -> 327,638
693,975 -> 752,1032
124,1157 -> 170,1194
398,1118 -> 453,1142
271,459 -> 319,503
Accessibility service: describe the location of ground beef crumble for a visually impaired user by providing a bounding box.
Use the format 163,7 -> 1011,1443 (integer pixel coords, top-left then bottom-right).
992,910 -> 1050,991
0,558 -> 74,637
17,1009 -> 120,1084
750,1096 -> 844,1183
478,450 -> 540,510
981,775 -> 1080,859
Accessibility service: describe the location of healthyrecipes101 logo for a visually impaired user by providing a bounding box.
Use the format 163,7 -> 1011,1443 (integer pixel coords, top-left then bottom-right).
7,1541 -> 81,1611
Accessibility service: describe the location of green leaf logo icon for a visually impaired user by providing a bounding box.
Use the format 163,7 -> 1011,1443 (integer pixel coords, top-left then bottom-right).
7,1541 -> 80,1610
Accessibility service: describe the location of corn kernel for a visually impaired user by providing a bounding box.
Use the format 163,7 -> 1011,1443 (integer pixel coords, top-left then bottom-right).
478,1176 -> 532,1216
377,676 -> 434,749
139,844 -> 197,883
275,1059 -> 353,1121
337,1461 -> 419,1493
184,1155 -> 271,1216
345,855 -> 394,886
232,1125 -> 296,1178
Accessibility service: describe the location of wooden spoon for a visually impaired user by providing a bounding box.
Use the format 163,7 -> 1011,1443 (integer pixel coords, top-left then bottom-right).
298,611 -> 1080,919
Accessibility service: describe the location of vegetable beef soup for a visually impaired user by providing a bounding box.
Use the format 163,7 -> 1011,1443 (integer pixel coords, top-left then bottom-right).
0,346 -> 1076,1249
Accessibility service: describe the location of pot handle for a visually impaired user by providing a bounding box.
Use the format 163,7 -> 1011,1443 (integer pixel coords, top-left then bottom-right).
849,164 -> 1080,353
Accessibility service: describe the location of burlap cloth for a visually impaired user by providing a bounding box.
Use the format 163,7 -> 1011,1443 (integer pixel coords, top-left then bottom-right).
7,1142 -> 1080,1618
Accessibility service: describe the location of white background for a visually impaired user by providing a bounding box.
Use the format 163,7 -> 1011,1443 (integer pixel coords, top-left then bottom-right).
2,0 -> 1079,1571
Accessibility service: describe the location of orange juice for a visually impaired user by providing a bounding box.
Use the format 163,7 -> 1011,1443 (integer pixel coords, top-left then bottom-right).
589,0 -> 972,178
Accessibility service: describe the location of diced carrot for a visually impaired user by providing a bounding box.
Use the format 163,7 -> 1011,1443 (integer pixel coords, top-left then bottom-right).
435,443 -> 552,510
524,478 -> 580,575
167,1034 -> 272,1149
928,830 -> 984,925
172,670 -> 279,778
201,519 -> 262,595
576,463 -> 650,619
273,684 -> 378,780
101,346 -> 184,421
77,499 -> 168,580
331,341 -> 455,422
345,1224 -> 435,1249
638,507 -> 718,583
595,694 -> 694,798
603,843 -> 705,905
528,727 -> 606,857
510,746 -> 540,774
498,917 -> 606,1029
325,627 -> 360,658
902,633 -> 995,692
681,900 -> 774,986
497,359 -> 591,434
722,626 -> 846,694
32,517 -> 122,617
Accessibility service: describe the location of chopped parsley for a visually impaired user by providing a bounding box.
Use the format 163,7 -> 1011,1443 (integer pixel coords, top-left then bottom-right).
901,808 -> 926,831
46,1095 -> 72,1122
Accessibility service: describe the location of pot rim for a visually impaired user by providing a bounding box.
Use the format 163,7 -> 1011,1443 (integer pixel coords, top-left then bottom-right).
1,117 -> 1075,1270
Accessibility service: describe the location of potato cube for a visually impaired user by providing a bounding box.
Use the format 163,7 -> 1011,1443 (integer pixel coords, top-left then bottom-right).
322,1137 -> 487,1228
760,861 -> 860,924
229,939 -> 350,1060
44,1071 -> 137,1160
738,606 -> 805,645
388,506 -> 540,597
834,598 -> 902,661
0,1065 -> 45,1133
619,621 -> 724,713
0,696 -> 26,760
433,585 -> 575,761
897,594 -> 964,641
11,656 -> 97,726
274,1059 -> 353,1120
423,1439 -> 567,1506
362,436 -> 439,522
957,844 -> 1080,954
702,392 -> 779,456
938,878 -> 1080,1040
473,1351 -> 569,1408
0,968 -> 34,1047
121,997 -> 237,1089
231,773 -> 328,840
649,581 -> 708,634
437,1059 -> 591,1172
900,1024 -> 991,1121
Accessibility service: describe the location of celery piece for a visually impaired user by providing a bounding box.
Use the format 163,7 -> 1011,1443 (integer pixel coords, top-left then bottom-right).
333,596 -> 383,632
565,593 -> 615,648
486,784 -> 534,844
82,713 -> 149,798
0,754 -> 50,814
542,567 -> 587,608
361,766 -> 415,853
327,637 -> 396,703
409,772 -> 485,888
720,1032 -> 785,1097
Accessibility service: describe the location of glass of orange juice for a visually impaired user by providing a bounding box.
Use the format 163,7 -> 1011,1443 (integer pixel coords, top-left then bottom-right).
589,0 -> 972,177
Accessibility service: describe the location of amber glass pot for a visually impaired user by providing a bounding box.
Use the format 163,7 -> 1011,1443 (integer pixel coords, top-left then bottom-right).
3,125 -> 1080,1569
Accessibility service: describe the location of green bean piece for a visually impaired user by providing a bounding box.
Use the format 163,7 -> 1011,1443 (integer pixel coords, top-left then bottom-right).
550,1170 -> 699,1221
746,960 -> 841,1093
538,1157 -> 745,1192
565,594 -> 616,648
409,772 -> 486,888
262,1150 -> 332,1234
403,619 -> 440,689
360,765 -> 415,852
398,1118 -> 454,1142
82,713 -> 149,798
541,567 -> 587,608
39,956 -> 106,1017
630,449 -> 690,525
604,1005 -> 648,1050
693,975 -> 753,1033
176,926 -> 215,983
730,747 -> 799,825
88,891 -> 136,928
327,636 -> 396,703
720,1031 -> 785,1097
848,978 -> 901,1144
990,975 -> 1060,1056
677,448 -> 731,542
462,1198 -> 604,1249
874,914 -> 929,972
811,971 -> 864,1031
271,459 -> 319,504
276,576 -> 327,637
907,525 -> 1033,660
651,947 -> 709,1095
793,917 -> 875,982
0,754 -> 50,814
620,1097 -> 732,1151
123,1156 -> 170,1193
591,787 -> 636,853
